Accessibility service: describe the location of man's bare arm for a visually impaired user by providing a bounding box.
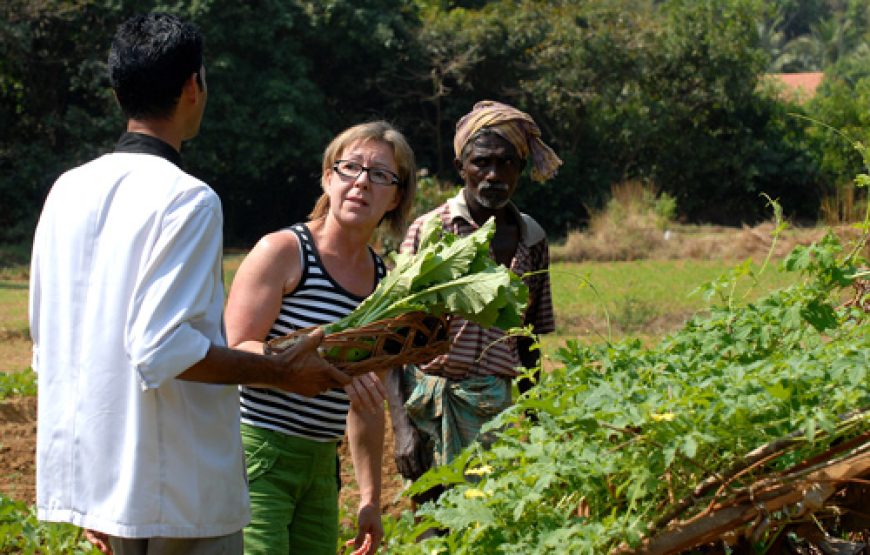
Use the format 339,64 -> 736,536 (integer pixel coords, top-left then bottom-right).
178,328 -> 351,396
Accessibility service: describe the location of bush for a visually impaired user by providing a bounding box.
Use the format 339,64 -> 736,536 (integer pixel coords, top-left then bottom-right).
374,173 -> 460,255
0,494 -> 99,554
557,181 -> 676,261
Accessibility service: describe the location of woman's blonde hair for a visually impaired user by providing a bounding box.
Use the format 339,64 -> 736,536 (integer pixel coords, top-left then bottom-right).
308,120 -> 416,238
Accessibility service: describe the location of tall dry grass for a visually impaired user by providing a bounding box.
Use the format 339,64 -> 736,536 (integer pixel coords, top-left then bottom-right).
558,181 -> 676,261
552,181 -> 856,262
820,184 -> 868,226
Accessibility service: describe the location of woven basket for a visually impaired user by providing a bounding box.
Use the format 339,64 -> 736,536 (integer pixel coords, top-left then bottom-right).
264,311 -> 451,376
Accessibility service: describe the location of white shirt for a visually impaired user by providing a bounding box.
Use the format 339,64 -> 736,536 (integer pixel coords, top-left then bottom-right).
30,147 -> 249,538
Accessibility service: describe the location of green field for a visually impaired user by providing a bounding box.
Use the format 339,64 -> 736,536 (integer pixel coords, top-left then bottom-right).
2,245 -> 863,552
1,256 -> 799,375
541,259 -> 796,362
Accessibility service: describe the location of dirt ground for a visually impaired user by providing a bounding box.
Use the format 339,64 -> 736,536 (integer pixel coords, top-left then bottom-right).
0,394 -> 411,522
0,396 -> 36,503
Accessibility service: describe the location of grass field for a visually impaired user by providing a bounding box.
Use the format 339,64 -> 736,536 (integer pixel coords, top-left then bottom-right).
545,258 -> 794,338
0,280 -> 31,374
0,255 -> 799,375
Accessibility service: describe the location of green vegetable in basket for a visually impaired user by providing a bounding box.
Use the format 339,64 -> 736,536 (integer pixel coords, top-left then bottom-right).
322,215 -> 529,337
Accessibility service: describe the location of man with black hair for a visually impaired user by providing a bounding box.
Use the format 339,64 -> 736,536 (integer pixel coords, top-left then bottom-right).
30,13 -> 352,554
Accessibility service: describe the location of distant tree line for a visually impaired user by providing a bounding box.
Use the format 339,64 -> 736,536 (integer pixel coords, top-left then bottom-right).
2,0 -> 869,246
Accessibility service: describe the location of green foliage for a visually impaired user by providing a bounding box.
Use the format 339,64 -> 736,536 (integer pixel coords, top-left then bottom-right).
805,70 -> 870,189
611,295 -> 658,333
2,0 -> 869,245
504,0 -> 822,229
385,229 -> 869,552
0,494 -> 100,554
0,0 -> 419,247
0,370 -> 35,399
327,217 -> 528,334
187,0 -> 420,245
411,175 -> 461,220
0,242 -> 30,275
376,175 -> 460,254
0,1 -> 121,243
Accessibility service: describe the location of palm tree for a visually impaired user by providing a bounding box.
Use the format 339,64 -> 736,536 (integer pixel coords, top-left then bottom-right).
781,13 -> 861,71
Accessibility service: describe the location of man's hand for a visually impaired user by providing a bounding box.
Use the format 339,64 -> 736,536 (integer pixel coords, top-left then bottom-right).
383,367 -> 432,480
84,529 -> 112,554
271,328 -> 351,395
393,418 -> 432,481
344,372 -> 386,413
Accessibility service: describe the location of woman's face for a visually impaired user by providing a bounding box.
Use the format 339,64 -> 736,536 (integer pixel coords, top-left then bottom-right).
325,139 -> 401,229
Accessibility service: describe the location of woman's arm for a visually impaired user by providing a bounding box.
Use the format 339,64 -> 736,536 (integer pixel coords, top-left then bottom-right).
347,389 -> 386,554
225,230 -> 302,352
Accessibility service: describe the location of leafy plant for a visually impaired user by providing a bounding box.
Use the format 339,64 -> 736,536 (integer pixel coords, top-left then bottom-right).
0,494 -> 99,554
384,218 -> 869,552
0,370 -> 35,399
271,217 -> 529,362
330,216 -> 527,335
612,294 -> 658,333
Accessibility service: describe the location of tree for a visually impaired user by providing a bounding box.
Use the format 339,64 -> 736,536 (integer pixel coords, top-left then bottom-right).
0,0 -> 121,243
624,0 -> 820,222
186,0 -> 421,244
0,0 -> 422,246
805,50 -> 870,194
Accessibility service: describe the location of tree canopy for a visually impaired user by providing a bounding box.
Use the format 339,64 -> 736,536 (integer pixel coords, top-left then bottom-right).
2,0 -> 869,245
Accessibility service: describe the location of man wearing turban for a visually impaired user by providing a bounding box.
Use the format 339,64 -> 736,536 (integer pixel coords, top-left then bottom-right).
386,100 -> 560,513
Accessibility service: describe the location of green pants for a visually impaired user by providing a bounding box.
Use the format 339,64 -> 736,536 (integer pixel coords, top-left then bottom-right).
241,424 -> 338,555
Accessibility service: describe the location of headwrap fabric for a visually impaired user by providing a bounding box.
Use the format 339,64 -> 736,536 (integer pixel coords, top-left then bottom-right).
453,100 -> 563,183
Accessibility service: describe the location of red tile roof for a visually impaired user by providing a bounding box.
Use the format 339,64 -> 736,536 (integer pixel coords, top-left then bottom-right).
764,72 -> 824,103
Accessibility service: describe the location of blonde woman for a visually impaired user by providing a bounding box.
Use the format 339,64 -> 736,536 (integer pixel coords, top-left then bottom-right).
225,121 -> 416,554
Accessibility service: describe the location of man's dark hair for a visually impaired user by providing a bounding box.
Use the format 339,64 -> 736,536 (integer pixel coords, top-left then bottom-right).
108,12 -> 203,120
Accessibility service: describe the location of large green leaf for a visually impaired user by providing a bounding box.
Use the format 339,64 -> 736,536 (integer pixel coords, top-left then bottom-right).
325,216 -> 528,334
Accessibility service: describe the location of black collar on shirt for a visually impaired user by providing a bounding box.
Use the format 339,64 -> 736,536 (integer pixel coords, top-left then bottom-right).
114,132 -> 182,168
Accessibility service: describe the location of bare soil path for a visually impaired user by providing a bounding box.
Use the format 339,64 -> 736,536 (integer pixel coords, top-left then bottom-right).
0,395 -> 411,523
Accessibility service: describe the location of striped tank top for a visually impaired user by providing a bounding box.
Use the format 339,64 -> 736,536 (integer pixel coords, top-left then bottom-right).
239,223 -> 386,441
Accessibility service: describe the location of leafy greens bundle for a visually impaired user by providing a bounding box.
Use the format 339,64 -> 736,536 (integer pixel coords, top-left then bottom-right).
323,215 -> 529,336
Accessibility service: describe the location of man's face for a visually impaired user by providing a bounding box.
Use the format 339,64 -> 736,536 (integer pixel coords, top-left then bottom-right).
456,133 -> 522,211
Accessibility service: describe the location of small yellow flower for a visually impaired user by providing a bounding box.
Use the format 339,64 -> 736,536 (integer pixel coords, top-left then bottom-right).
464,488 -> 487,499
465,465 -> 493,476
651,412 -> 676,422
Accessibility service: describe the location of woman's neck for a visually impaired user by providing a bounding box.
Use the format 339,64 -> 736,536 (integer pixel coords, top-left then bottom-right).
308,216 -> 373,261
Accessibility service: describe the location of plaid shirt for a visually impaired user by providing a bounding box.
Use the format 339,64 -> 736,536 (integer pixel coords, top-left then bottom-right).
400,191 -> 555,380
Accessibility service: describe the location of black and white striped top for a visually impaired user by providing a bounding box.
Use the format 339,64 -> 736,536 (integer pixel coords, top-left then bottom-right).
239,223 -> 386,442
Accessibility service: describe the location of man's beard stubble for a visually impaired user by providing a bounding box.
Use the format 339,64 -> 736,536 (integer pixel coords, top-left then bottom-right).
474,181 -> 510,210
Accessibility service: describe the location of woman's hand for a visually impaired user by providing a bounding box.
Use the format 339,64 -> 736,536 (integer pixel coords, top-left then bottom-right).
345,503 -> 383,554
344,371 -> 386,413
84,529 -> 113,554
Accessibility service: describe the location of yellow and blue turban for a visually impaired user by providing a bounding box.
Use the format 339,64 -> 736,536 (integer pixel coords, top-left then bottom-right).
453,100 -> 563,183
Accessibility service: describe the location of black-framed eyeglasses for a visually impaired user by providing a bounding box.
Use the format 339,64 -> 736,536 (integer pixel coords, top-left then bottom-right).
333,160 -> 400,186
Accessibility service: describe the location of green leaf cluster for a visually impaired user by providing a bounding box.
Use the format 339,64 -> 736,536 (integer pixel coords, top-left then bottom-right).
4,0 -> 868,244
0,494 -> 99,554
0,370 -> 35,399
324,216 -> 528,335
384,232 -> 869,554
